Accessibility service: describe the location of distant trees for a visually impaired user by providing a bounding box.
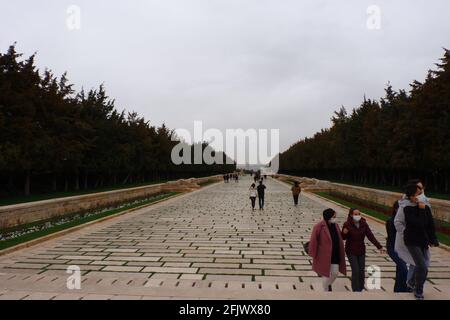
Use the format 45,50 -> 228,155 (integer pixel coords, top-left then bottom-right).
0,45 -> 235,197
279,49 -> 450,193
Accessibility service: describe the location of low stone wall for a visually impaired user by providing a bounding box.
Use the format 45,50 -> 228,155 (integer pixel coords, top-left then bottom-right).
0,175 -> 222,229
275,174 -> 450,222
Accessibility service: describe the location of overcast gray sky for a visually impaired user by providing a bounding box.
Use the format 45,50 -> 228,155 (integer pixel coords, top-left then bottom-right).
1,0 -> 449,163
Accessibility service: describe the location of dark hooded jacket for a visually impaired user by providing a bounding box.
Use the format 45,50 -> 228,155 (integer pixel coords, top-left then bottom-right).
342,216 -> 382,256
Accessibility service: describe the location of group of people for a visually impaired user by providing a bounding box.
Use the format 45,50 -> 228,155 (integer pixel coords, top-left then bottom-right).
223,173 -> 239,183
307,179 -> 439,300
249,180 -> 266,210
248,179 -> 302,211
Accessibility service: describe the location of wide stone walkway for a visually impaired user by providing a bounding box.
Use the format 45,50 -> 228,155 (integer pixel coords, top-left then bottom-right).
0,176 -> 449,300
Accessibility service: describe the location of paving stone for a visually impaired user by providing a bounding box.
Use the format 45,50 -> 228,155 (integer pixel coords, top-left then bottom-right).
142,267 -> 198,274
102,266 -> 143,272
179,274 -> 204,280
105,256 -> 160,262
199,268 -> 262,275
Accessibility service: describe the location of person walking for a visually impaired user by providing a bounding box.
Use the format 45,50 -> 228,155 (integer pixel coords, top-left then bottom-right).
257,180 -> 266,210
403,179 -> 428,287
342,208 -> 384,292
386,201 -> 410,292
394,183 -> 439,300
249,183 -> 257,211
308,208 -> 347,292
291,182 -> 302,206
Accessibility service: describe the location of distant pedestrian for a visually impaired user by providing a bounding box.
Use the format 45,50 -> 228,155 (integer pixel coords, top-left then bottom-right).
308,208 -> 347,292
394,183 -> 439,300
291,182 -> 301,206
257,180 -> 266,210
249,183 -> 257,211
386,200 -> 410,293
342,208 -> 384,292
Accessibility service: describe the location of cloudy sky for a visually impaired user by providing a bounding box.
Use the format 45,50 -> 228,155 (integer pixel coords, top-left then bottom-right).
1,0 -> 449,164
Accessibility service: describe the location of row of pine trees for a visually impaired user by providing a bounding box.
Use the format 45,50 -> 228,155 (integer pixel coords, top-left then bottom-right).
0,45 -> 235,197
279,49 -> 450,193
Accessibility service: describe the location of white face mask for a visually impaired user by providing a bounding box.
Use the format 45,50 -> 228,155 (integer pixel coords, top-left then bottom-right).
329,218 -> 337,224
353,216 -> 361,222
416,193 -> 427,203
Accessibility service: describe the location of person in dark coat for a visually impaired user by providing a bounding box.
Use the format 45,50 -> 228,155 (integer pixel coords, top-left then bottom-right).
291,182 -> 302,206
394,183 -> 439,300
256,181 -> 266,210
342,208 -> 384,292
386,200 -> 410,292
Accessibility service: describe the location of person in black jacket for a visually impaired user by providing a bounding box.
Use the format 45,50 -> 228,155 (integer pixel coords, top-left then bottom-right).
386,201 -> 410,292
257,181 -> 266,210
394,183 -> 439,300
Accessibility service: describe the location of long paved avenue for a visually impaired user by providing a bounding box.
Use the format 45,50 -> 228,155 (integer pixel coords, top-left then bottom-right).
0,176 -> 449,299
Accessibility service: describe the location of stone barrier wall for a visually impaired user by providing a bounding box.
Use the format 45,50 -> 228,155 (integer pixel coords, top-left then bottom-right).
275,174 -> 450,222
0,175 -> 222,229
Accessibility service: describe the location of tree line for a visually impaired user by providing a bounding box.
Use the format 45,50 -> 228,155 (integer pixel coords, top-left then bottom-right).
279,49 -> 450,193
0,45 -> 235,197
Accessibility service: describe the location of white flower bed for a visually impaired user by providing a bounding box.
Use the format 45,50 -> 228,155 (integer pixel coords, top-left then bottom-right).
0,193 -> 168,241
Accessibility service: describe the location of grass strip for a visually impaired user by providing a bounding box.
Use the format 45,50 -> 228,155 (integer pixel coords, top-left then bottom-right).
328,179 -> 450,201
198,180 -> 218,187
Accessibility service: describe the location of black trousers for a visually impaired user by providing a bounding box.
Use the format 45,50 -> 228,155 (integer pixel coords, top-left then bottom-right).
347,254 -> 366,292
258,196 -> 265,209
293,194 -> 299,205
250,197 -> 256,209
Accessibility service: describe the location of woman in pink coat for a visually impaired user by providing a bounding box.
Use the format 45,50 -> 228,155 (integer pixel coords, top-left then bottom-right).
308,208 -> 347,291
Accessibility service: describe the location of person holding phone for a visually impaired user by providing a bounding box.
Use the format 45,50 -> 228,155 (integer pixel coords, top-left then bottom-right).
394,183 -> 439,300
342,208 -> 384,292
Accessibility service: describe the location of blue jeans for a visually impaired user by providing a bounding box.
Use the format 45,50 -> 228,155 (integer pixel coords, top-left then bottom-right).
407,249 -> 430,288
258,196 -> 264,209
387,244 -> 409,292
406,246 -> 429,295
407,265 -> 415,285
